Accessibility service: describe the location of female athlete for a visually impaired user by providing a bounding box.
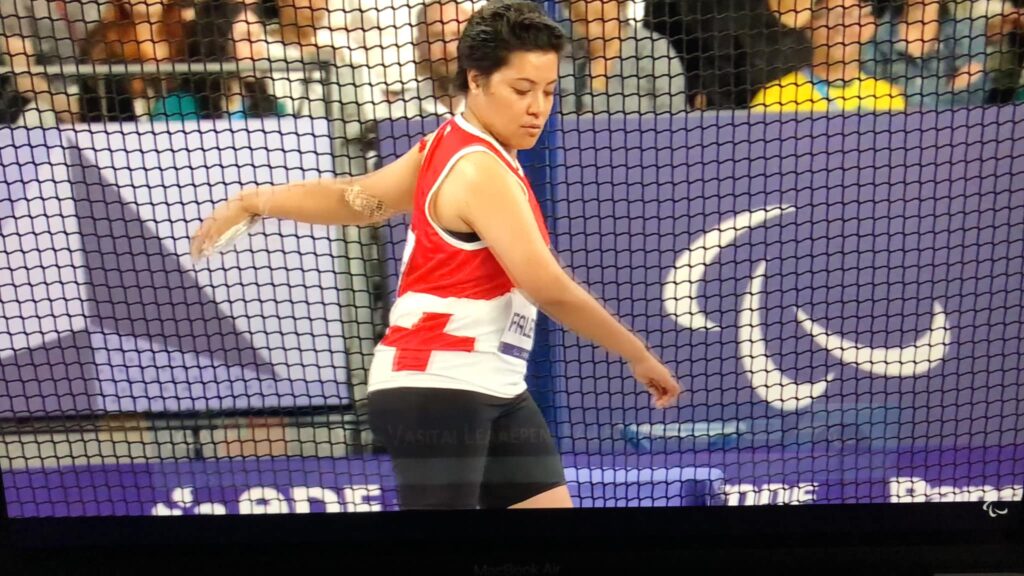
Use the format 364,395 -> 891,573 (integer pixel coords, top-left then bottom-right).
190,0 -> 682,510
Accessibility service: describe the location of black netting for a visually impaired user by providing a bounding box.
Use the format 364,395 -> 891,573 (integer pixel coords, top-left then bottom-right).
0,0 -> 1021,516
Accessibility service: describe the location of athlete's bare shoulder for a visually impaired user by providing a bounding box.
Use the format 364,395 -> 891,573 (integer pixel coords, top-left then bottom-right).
446,148 -> 519,197
430,144 -> 522,233
352,130 -> 440,216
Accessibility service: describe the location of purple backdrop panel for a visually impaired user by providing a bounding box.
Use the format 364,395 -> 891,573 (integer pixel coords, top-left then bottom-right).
368,110 -> 1023,505
0,129 -> 96,414
553,110 -> 1024,462
0,118 -> 350,416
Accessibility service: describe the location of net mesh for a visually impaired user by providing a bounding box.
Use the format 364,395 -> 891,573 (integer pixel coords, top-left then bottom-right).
0,0 -> 1022,515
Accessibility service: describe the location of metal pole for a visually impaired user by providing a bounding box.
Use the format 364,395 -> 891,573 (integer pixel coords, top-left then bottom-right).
519,0 -> 564,433
325,61 -> 387,454
0,61 -> 328,76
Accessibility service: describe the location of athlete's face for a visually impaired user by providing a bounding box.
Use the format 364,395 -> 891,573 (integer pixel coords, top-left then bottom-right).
467,50 -> 560,150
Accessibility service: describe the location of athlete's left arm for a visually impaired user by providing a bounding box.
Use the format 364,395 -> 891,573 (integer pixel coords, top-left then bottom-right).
454,154 -> 648,365
453,155 -> 681,408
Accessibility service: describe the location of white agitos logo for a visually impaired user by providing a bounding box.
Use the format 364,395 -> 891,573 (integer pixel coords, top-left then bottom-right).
663,205 -> 953,412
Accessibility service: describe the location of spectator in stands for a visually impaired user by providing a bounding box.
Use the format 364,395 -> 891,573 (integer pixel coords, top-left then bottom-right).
0,0 -> 79,125
860,0 -> 992,109
644,0 -> 812,109
377,0 -> 474,118
982,0 -> 1024,103
353,0 -> 423,105
560,0 -> 687,114
152,0 -> 283,120
751,0 -> 906,111
982,0 -> 1022,39
1007,4 -> 1024,102
80,0 -> 189,121
278,0 -> 332,57
0,36 -> 29,125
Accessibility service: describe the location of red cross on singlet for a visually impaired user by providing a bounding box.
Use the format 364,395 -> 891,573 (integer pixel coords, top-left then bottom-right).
379,312 -> 477,372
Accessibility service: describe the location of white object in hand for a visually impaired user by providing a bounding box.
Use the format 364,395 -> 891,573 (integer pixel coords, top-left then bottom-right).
205,215 -> 260,257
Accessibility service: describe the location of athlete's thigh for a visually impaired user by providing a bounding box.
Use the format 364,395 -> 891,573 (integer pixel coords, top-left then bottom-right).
368,387 -> 496,509
479,391 -> 567,509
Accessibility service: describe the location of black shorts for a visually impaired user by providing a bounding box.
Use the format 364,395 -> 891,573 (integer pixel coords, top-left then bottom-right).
368,387 -> 567,510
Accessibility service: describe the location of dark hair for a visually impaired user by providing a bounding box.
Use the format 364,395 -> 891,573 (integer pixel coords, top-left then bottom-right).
0,75 -> 28,125
186,0 -> 241,61
455,0 -> 566,93
862,0 -> 927,20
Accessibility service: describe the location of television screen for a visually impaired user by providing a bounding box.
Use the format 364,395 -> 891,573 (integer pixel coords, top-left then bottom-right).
1,0 -> 1021,531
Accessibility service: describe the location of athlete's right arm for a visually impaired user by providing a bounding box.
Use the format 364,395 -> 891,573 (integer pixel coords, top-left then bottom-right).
450,154 -> 682,409
238,143 -> 424,225
190,140 -> 425,260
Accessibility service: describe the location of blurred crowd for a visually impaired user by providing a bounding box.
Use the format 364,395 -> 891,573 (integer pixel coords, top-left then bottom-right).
1,0 -> 1023,126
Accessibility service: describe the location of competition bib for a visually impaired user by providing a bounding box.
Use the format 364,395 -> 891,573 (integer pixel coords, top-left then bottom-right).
497,290 -> 536,361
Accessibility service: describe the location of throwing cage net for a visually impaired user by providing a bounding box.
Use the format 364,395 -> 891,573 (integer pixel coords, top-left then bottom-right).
0,0 -> 1021,515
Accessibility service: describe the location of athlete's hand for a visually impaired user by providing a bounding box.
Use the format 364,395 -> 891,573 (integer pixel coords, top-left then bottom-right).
189,190 -> 259,262
629,352 -> 682,409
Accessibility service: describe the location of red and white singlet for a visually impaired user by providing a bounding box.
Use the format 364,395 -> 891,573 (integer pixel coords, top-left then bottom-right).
368,115 -> 550,398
